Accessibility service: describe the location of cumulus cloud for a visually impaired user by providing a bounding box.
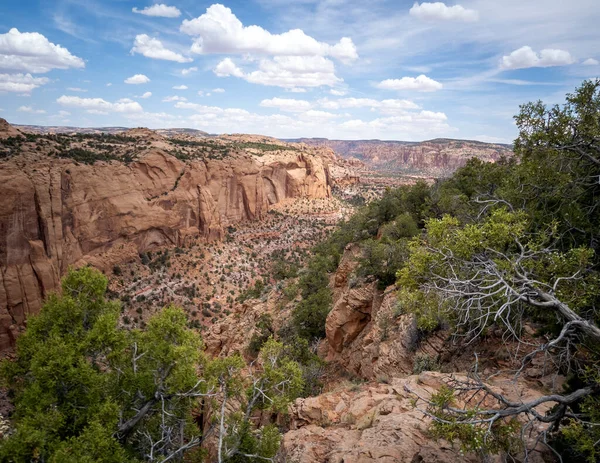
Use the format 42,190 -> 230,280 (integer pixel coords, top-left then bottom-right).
163,95 -> 187,102
131,34 -> 192,63
214,58 -> 244,78
140,91 -> 152,98
57,95 -> 144,113
67,87 -> 87,92
409,2 -> 479,22
18,105 -> 46,114
330,89 -> 347,96
318,97 -> 420,112
0,73 -> 49,93
501,46 -> 575,70
583,58 -> 599,66
174,101 -> 223,112
172,84 -> 188,90
181,4 -> 358,63
300,109 -> 339,119
125,74 -> 150,84
376,75 -> 443,92
132,4 -> 181,17
214,56 -> 342,88
181,66 -> 197,75
339,110 -> 452,137
260,97 -> 311,112
213,87 -> 225,93
176,101 -> 453,140
0,28 -> 85,73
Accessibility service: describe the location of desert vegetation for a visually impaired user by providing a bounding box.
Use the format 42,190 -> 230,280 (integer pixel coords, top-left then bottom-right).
1,80 -> 599,462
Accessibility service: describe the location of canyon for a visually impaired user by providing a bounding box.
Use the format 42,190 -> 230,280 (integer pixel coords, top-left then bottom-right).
0,120 -> 333,350
294,137 -> 512,177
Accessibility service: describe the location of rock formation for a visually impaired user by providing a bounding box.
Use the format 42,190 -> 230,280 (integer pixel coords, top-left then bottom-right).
322,245 -> 445,380
280,371 -> 548,463
0,126 -> 333,350
295,137 -> 513,177
0,118 -> 22,139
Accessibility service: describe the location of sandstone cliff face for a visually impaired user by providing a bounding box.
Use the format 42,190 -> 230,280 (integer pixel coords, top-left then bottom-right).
0,148 -> 332,350
323,245 -> 446,380
0,118 -> 22,139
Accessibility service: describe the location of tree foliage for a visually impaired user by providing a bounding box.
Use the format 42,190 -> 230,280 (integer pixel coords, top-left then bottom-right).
0,268 -> 303,463
396,80 -> 600,461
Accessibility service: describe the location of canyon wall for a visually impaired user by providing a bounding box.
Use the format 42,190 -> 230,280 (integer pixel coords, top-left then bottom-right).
0,149 -> 331,349
295,138 -> 513,176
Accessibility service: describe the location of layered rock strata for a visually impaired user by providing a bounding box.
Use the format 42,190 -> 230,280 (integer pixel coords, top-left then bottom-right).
0,148 -> 331,349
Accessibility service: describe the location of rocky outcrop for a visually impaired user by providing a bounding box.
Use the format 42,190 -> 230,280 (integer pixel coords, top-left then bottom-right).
323,245 -> 446,380
280,371 -> 548,463
0,147 -> 332,350
0,118 -> 22,139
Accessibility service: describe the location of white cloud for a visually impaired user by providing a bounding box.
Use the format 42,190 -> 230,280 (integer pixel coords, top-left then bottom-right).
163,95 -> 187,102
583,58 -> 599,66
0,73 -> 49,93
214,58 -> 244,77
0,28 -> 85,74
181,66 -> 197,75
376,75 -> 443,92
173,84 -> 188,90
106,82 -> 112,87
174,100 -> 454,140
132,4 -> 181,17
125,74 -> 150,84
140,91 -> 152,98
181,4 -> 358,63
409,2 -> 479,22
67,87 -> 87,92
500,46 -> 575,70
339,110 -> 452,137
330,89 -> 347,96
57,95 -> 144,113
213,87 -> 225,93
174,101 -> 224,113
18,105 -> 46,114
197,90 -> 204,97
260,97 -> 311,112
318,97 -> 420,113
131,34 -> 192,63
58,110 -> 70,116
86,109 -> 109,115
214,56 -> 342,88
300,109 -> 339,119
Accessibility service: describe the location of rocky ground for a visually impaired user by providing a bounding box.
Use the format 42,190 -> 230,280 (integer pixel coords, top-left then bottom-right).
108,196 -> 352,335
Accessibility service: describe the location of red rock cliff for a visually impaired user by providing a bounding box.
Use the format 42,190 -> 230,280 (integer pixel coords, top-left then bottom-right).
0,149 -> 331,349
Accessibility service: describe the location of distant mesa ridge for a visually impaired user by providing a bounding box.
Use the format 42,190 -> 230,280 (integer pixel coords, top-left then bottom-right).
289,137 -> 513,175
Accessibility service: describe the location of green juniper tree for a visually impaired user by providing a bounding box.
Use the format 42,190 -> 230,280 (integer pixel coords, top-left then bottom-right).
0,268 -> 303,463
397,81 -> 600,462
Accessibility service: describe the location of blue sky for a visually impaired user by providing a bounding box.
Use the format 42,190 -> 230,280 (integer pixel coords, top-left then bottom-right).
0,0 -> 598,142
